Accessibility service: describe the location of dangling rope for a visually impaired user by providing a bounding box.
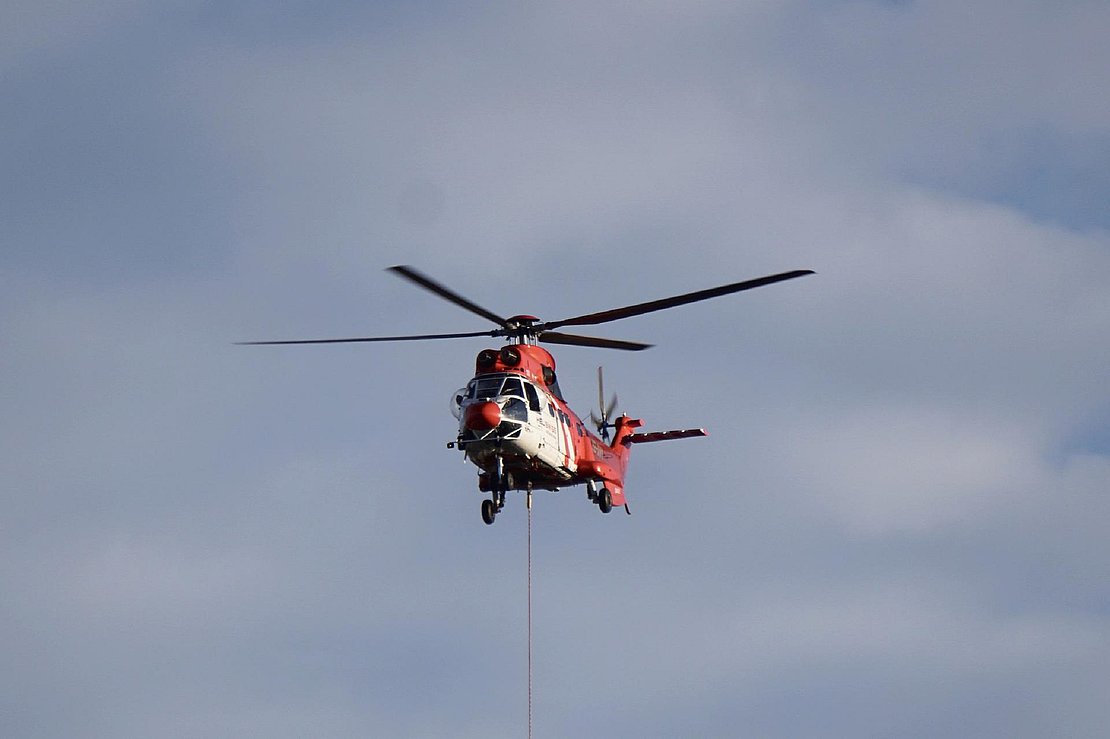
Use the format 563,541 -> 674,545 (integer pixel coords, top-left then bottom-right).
526,490 -> 533,739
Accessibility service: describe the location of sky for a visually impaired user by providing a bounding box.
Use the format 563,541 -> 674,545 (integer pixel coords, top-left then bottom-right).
3,1 -> 1109,736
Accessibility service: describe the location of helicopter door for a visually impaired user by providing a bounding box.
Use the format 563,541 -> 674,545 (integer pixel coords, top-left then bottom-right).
532,394 -> 574,475
552,405 -> 577,474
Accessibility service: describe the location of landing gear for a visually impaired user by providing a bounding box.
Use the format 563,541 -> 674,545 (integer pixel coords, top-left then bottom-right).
481,453 -> 508,525
597,487 -> 613,514
481,498 -> 497,525
481,485 -> 506,525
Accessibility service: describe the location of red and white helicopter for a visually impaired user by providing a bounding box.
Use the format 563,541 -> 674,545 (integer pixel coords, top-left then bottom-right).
240,265 -> 813,524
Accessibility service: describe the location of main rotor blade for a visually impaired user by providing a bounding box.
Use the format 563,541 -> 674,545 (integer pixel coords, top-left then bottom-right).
236,330 -> 496,346
538,331 -> 653,351
388,265 -> 510,328
541,269 -> 815,330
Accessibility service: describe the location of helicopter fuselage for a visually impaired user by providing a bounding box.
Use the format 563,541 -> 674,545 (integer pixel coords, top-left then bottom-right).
452,344 -> 627,498
450,342 -> 703,521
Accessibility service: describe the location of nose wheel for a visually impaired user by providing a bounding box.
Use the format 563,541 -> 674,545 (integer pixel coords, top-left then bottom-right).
480,486 -> 508,525
481,455 -> 508,525
481,498 -> 497,525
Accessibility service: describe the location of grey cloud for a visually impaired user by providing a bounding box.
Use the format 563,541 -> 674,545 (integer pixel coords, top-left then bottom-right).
3,1 -> 1109,737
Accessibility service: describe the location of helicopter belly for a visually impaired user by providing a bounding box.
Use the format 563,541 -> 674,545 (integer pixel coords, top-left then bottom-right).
463,422 -> 576,485
501,426 -> 544,460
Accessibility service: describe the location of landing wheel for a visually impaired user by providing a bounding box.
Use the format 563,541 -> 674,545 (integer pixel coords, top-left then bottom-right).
598,488 -> 613,514
481,498 -> 497,525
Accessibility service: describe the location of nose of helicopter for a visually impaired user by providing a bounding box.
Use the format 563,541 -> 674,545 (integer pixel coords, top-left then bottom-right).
464,401 -> 501,431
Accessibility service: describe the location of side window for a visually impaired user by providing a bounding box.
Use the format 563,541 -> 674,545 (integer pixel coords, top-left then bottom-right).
547,403 -> 555,417
524,383 -> 541,412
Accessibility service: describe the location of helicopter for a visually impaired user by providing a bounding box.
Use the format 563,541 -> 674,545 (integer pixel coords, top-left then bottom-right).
239,265 -> 813,524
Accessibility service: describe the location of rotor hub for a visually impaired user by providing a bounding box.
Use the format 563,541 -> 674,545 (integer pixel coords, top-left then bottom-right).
502,315 -> 542,344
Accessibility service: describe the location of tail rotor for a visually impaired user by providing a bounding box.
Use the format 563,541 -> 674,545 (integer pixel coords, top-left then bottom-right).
590,366 -> 619,441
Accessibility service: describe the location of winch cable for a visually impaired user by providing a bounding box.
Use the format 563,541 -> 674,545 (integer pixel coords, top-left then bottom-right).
527,489 -> 533,739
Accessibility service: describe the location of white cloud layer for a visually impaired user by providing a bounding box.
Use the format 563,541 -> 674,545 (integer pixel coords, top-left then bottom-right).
3,1 -> 1108,737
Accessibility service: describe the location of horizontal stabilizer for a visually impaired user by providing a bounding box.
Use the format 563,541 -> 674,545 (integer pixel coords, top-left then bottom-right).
624,428 -> 707,444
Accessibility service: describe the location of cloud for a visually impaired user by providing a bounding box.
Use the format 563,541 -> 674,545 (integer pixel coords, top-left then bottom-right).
2,1 -> 1109,737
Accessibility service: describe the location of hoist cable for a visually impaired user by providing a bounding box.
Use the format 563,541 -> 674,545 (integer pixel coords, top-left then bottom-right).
527,492 -> 533,739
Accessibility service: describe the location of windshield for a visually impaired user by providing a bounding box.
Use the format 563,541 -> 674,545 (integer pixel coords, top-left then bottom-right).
468,374 -> 527,398
467,374 -> 539,410
469,377 -> 504,400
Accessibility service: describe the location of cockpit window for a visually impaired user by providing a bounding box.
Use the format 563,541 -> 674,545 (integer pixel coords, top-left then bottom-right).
501,398 -> 528,422
471,377 -> 503,399
468,374 -> 531,401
